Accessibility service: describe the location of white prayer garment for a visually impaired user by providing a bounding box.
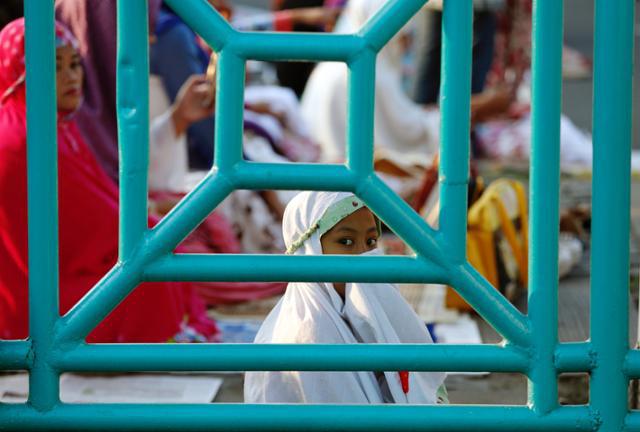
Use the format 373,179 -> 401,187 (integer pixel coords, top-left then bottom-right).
244,191 -> 446,404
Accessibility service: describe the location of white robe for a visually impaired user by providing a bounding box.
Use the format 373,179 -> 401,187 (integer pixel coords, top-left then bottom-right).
244,191 -> 445,404
301,0 -> 440,162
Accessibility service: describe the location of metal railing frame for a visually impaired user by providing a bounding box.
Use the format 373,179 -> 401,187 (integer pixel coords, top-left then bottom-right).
0,0 -> 635,430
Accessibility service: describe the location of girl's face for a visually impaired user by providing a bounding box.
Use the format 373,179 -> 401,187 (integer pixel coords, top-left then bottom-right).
320,207 -> 379,255
56,45 -> 83,112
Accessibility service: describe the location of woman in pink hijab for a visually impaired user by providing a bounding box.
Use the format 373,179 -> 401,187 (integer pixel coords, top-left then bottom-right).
0,18 -> 219,343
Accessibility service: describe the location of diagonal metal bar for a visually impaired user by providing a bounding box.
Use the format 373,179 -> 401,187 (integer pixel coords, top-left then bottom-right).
357,175 -> 531,347
164,0 -> 233,52
357,174 -> 442,262
144,254 -> 446,284
148,172 -> 234,258
24,0 -> 60,411
449,264 -> 531,348
359,0 -> 428,52
55,261 -> 143,344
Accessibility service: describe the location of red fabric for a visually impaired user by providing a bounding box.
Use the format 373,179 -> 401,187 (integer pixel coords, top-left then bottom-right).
0,19 -> 218,342
149,191 -> 286,305
273,11 -> 294,32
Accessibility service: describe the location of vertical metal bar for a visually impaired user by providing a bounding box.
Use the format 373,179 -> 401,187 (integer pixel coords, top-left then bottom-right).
117,0 -> 150,261
347,50 -> 376,177
213,50 -> 245,172
24,0 -> 60,410
438,0 -> 472,263
527,0 -> 563,414
590,0 -> 635,430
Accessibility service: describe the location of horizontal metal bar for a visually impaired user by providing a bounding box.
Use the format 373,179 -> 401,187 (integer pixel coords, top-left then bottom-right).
52,343 -> 527,373
0,340 -> 32,370
626,412 -> 640,432
554,343 -> 594,373
231,161 -> 357,191
624,350 -> 640,378
230,32 -> 366,62
0,404 -> 593,432
145,254 -> 447,284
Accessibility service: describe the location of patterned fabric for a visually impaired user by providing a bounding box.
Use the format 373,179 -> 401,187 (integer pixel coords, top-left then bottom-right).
486,0 -> 532,87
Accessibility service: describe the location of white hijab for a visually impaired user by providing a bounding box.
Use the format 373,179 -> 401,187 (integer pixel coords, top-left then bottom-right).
244,191 -> 445,404
300,0 -> 440,162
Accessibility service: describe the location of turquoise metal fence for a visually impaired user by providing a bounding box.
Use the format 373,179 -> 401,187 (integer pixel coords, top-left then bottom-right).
0,0 -> 635,430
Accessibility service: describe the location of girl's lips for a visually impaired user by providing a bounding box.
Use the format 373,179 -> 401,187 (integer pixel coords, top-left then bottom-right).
64,88 -> 81,97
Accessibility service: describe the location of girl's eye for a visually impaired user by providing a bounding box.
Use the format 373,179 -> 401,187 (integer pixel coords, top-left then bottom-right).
338,238 -> 354,246
367,237 -> 378,247
71,61 -> 82,69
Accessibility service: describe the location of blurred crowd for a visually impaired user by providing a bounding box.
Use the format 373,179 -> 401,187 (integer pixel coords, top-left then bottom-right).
0,0 -> 599,343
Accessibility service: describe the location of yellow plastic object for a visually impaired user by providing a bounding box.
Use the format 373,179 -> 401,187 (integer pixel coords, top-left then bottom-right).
447,179 -> 529,311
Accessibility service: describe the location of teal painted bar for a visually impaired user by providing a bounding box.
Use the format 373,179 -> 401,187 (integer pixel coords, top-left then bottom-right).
625,350 -> 640,378
2,0 -> 634,430
449,263 -> 530,347
0,340 -> 31,371
438,0 -> 472,263
527,0 -> 563,415
357,175 -> 530,346
214,50 -> 244,170
232,161 -> 357,191
590,0 -> 634,431
53,343 -> 527,373
117,0 -> 151,261
554,343 -> 594,373
150,172 -> 235,257
231,32 -> 366,62
56,262 -> 142,343
164,0 -> 233,52
23,0 -> 60,411
145,254 -> 447,283
626,412 -> 640,432
360,0 -> 427,52
346,51 -> 376,176
0,404 -> 595,432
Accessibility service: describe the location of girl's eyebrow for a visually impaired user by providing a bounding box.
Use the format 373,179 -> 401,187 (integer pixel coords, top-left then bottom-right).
367,227 -> 378,233
336,227 -> 357,233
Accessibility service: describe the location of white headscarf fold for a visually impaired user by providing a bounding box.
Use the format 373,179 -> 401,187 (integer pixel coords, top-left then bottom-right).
244,191 -> 445,404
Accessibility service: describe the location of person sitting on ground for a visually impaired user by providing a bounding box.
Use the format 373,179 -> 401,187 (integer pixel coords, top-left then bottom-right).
244,191 -> 448,404
0,18 -> 218,343
302,0 -> 512,163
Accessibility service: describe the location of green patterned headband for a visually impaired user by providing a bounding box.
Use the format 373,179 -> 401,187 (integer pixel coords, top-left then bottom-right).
286,196 -> 381,255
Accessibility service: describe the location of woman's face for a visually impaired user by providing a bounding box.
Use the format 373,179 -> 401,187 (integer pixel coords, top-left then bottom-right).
56,45 -> 83,112
320,207 -> 379,255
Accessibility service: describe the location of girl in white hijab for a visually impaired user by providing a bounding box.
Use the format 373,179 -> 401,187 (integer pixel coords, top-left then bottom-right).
301,0 -> 440,163
244,191 -> 447,404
